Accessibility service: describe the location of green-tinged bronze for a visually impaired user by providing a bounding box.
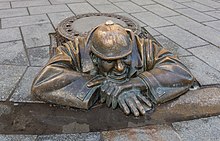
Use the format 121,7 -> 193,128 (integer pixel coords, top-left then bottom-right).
32,15 -> 194,117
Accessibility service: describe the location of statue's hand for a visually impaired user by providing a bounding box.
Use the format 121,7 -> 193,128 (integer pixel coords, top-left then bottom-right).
100,77 -> 147,109
118,89 -> 152,116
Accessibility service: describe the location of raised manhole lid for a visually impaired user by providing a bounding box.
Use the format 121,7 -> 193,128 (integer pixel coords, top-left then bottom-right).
57,13 -> 140,41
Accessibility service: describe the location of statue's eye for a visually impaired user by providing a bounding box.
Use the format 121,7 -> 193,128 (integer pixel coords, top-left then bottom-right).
107,60 -> 112,63
123,56 -> 127,60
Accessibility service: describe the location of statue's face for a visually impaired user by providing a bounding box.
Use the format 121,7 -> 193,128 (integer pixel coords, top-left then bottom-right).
96,54 -> 131,81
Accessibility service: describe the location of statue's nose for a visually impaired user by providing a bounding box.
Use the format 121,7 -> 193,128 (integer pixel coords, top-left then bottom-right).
115,60 -> 124,72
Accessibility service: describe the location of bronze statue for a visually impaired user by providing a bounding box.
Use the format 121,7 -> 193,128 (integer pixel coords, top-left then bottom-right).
32,21 -> 194,117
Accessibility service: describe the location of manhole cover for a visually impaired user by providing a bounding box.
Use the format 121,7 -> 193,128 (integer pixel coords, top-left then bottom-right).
57,13 -> 141,41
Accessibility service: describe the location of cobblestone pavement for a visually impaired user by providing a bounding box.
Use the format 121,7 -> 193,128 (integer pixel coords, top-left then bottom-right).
0,0 -> 220,140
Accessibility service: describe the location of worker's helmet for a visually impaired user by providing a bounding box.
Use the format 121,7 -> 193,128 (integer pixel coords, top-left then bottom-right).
88,20 -> 132,60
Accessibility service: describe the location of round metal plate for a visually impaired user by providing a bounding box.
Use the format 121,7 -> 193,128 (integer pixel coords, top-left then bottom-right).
57,13 -> 140,41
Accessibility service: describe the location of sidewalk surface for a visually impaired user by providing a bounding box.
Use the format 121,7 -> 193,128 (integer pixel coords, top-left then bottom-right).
0,0 -> 220,140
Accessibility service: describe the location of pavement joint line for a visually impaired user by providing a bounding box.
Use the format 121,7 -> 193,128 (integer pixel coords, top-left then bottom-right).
48,0 -> 53,5
19,27 -> 31,67
46,13 -> 56,30
185,44 -> 212,50
5,66 -> 28,102
0,39 -> 22,44
0,63 -> 28,67
66,3 -> 77,16
85,0 -> 102,13
26,7 -> 30,15
9,1 -> 12,8
0,18 -> 2,29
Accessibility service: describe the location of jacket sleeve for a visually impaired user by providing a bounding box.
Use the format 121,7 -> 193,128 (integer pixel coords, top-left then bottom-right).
136,36 -> 195,104
31,38 -> 99,109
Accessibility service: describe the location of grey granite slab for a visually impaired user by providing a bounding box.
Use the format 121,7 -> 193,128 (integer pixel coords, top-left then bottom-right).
48,12 -> 74,28
0,8 -> 28,18
114,1 -> 146,13
0,41 -> 29,66
11,0 -> 50,8
0,28 -> 21,43
21,23 -> 54,48
0,135 -> 37,141
0,65 -> 26,101
68,3 -> 98,15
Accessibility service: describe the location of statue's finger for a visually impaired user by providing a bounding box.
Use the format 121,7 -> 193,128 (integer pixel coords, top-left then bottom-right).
137,94 -> 152,108
126,98 -> 139,117
118,98 -> 130,115
132,96 -> 145,115
87,77 -> 105,87
111,97 -> 118,109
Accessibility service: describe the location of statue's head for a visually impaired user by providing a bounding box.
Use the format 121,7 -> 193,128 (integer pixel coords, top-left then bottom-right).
88,21 -> 132,81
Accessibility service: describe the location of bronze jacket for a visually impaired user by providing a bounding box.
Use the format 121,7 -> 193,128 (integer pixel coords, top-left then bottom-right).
32,34 -> 194,109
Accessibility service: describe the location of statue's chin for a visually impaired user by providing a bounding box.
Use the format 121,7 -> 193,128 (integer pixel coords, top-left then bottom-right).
108,69 -> 129,83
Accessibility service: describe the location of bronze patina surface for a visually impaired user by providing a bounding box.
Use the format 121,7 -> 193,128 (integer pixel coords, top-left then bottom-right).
32,14 -> 194,117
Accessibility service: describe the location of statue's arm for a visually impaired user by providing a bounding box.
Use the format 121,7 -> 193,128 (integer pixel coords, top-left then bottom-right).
31,44 -> 99,109
137,37 -> 195,104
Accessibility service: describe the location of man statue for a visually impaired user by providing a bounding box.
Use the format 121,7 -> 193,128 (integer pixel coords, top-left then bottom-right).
32,21 -> 194,116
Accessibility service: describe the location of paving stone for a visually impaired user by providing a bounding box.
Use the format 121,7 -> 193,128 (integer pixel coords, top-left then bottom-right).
36,132 -> 101,141
173,0 -> 193,2
49,0 -> 85,4
194,0 -> 220,9
188,45 -> 220,71
68,3 -> 98,15
87,0 -> 110,5
179,56 -> 220,85
0,104 -> 11,117
182,1 -> 214,12
166,15 -> 220,47
27,46 -> 50,67
156,26 -> 208,48
48,11 -> 74,27
117,12 -> 146,27
0,28 -> 21,43
114,1 -> 146,13
0,65 -> 26,101
109,0 -> 128,2
131,0 -> 156,6
143,4 -> 179,17
153,0 -> 186,9
176,8 -> 216,22
0,41 -> 28,66
173,116 -> 220,141
93,4 -> 123,13
102,125 -> 181,141
154,35 -> 191,56
205,10 -> 220,19
0,8 -> 28,18
29,4 -> 70,15
21,23 -> 54,48
1,14 -> 50,28
11,0 -> 50,8
0,135 -> 37,141
204,20 -> 220,31
0,2 -> 10,9
132,11 -> 173,27
10,67 -> 42,103
144,26 -> 161,36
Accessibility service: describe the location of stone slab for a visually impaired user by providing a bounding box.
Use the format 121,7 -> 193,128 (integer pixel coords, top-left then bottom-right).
114,1 -> 146,13
179,56 -> 220,85
131,0 -> 155,6
36,132 -> 101,141
176,8 -> 216,22
27,46 -> 50,67
87,0 -> 110,5
182,1 -> 214,12
21,23 -> 54,48
173,116 -> 220,141
10,67 -> 43,103
11,0 -> 50,8
0,135 -> 37,141
48,12 -> 74,27
156,26 -> 208,48
204,20 -> 220,31
194,0 -> 220,9
68,3 -> 98,15
166,15 -> 220,47
0,2 -> 10,9
2,14 -> 50,28
132,11 -> 173,28
144,26 -> 161,36
205,10 -> 220,20
0,41 -> 29,66
101,125 -> 181,141
143,4 -> 179,17
188,45 -> 220,71
117,12 -> 146,27
28,4 -> 70,15
0,65 -> 26,101
49,0 -> 85,4
154,35 -> 191,56
0,8 -> 28,18
93,4 -> 123,13
0,28 -> 21,43
153,0 -> 186,9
